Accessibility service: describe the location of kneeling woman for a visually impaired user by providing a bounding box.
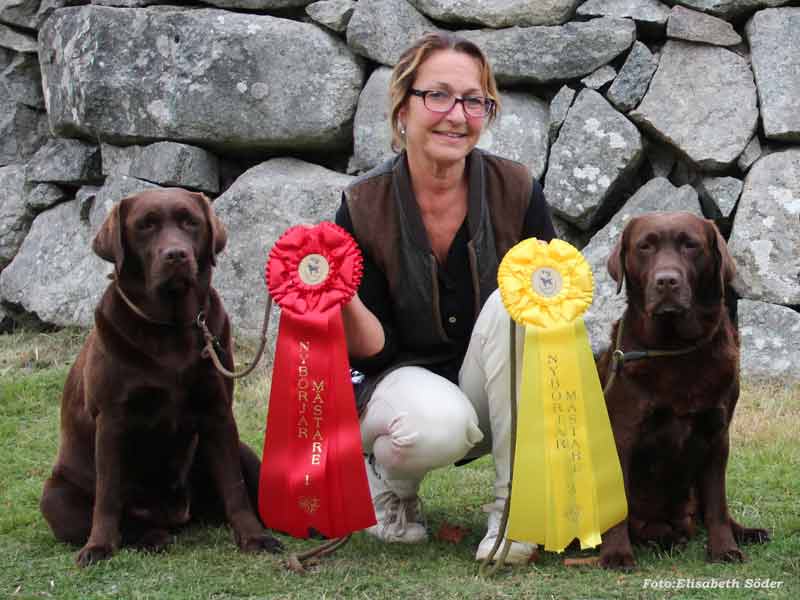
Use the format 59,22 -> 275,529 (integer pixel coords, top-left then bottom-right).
337,32 -> 556,563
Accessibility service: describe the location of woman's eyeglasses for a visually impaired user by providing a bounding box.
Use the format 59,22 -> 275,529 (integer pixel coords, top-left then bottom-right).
409,89 -> 495,118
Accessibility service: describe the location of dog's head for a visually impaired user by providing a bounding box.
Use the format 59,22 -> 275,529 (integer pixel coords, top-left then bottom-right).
93,188 -> 227,295
607,212 -> 735,320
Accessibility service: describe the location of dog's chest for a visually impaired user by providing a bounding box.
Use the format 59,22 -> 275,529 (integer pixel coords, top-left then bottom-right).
123,385 -> 194,430
636,394 -> 730,463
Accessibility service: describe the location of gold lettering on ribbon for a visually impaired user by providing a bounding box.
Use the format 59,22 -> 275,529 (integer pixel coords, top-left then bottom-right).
295,340 -> 327,464
548,352 -> 583,523
297,340 -> 311,439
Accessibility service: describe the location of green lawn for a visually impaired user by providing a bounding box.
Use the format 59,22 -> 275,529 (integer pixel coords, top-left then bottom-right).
1,329 -> 797,599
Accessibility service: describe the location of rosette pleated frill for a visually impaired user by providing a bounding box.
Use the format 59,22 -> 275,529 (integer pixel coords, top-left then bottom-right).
258,223 -> 376,539
497,238 -> 626,552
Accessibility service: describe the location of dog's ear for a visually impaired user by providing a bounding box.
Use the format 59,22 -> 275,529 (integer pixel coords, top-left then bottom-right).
92,196 -> 131,274
192,192 -> 227,266
706,218 -> 736,288
607,219 -> 632,295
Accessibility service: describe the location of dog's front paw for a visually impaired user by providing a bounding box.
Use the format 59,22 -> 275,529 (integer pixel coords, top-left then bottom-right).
599,547 -> 636,570
708,543 -> 746,563
734,525 -> 770,545
238,531 -> 284,554
133,528 -> 173,553
76,543 -> 114,567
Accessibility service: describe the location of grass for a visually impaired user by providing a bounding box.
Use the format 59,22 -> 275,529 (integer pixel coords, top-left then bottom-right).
1,328 -> 798,599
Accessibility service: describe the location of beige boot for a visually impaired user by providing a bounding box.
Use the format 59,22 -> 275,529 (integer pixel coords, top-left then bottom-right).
475,499 -> 537,564
364,455 -> 427,543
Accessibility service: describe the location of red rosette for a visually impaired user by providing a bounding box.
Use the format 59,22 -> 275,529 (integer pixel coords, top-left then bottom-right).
258,221 -> 375,540
265,223 -> 363,317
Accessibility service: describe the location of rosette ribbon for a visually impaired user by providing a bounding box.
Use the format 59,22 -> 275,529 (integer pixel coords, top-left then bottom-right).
498,238 -> 626,552
258,223 -> 376,539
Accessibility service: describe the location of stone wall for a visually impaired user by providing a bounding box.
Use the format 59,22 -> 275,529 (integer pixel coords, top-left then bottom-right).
1,0 -> 799,381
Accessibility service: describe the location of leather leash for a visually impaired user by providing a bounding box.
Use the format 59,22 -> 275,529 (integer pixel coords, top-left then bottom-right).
111,274 -> 272,379
603,311 -> 701,395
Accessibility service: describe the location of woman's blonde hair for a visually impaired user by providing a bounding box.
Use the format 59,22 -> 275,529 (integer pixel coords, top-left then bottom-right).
388,32 -> 501,152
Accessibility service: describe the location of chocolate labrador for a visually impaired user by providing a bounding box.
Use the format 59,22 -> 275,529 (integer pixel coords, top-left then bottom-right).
596,212 -> 768,569
40,188 -> 282,566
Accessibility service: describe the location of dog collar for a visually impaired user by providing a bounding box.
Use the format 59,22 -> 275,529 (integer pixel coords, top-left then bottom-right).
110,274 -> 198,328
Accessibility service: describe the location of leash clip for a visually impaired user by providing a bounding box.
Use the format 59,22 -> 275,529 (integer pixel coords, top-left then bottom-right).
611,349 -> 625,373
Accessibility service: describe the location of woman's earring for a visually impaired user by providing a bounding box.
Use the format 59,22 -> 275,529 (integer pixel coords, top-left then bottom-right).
400,124 -> 406,136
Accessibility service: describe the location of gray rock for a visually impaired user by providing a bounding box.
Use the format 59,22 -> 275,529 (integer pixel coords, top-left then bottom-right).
577,0 -> 671,35
213,158 -> 353,339
25,182 -> 67,212
350,67 -> 395,175
306,0 -> 356,33
544,89 -> 643,230
0,199 -> 103,327
728,149 -> 800,305
91,1 -> 163,6
667,5 -> 741,46
1,1 -> 83,30
1,48 -> 44,109
581,65 -> 617,90
347,0 -> 437,66
548,85 -> 576,143
25,138 -> 101,186
0,175 -> 160,327
630,41 -> 757,172
746,8 -> 800,142
697,175 -> 741,220
0,0 -> 40,30
475,91 -> 550,181
737,135 -> 762,172
606,41 -> 658,113
101,143 -> 148,178
738,299 -> 800,383
660,1 -> 792,20
582,177 -> 702,354
407,0 -> 580,28
461,18 -> 635,85
201,0 -> 313,7
0,101 -> 49,166
128,142 -> 220,195
0,23 -> 37,53
0,164 -> 31,269
40,7 -> 365,153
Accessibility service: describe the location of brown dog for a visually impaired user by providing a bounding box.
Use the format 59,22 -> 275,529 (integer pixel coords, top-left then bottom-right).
40,188 -> 282,566
596,211 -> 768,569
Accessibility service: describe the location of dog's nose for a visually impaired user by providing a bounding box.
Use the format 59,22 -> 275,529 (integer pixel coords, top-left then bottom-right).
654,269 -> 681,292
164,247 -> 188,263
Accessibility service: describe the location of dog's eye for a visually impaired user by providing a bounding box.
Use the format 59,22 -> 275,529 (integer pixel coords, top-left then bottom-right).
683,240 -> 699,250
637,242 -> 653,252
137,217 -> 158,231
182,216 -> 199,229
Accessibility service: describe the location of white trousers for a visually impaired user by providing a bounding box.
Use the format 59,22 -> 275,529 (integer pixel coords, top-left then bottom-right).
360,289 -> 524,501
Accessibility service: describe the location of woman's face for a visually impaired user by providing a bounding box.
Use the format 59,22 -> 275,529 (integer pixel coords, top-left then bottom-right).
399,49 -> 487,170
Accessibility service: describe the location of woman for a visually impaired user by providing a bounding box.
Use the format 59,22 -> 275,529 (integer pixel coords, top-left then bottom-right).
336,32 -> 556,563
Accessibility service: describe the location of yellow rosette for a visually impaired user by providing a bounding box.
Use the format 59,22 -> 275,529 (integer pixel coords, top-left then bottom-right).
498,238 -> 627,553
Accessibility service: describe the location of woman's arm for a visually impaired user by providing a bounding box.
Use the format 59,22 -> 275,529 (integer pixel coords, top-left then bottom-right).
341,294 -> 385,358
335,197 -> 398,371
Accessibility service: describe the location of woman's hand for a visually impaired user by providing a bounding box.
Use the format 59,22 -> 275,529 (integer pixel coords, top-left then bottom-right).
341,293 -> 385,359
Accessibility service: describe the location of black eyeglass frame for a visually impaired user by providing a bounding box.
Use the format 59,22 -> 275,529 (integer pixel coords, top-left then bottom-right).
408,88 -> 496,118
